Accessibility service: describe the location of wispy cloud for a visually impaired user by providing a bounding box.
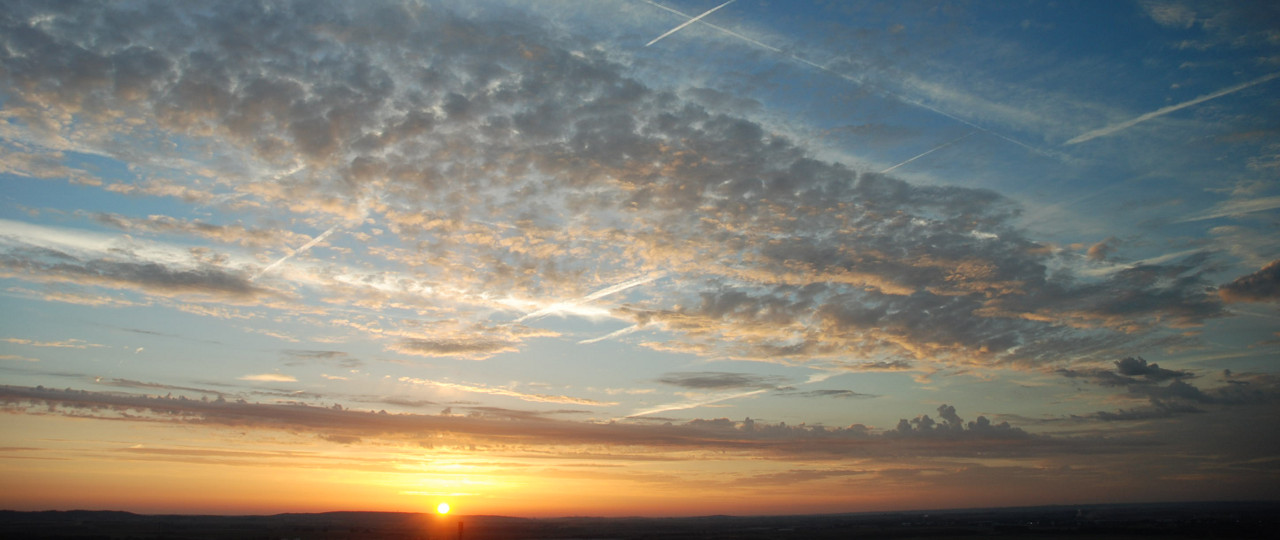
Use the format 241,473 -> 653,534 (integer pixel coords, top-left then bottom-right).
2,338 -> 105,349
0,354 -> 40,363
642,1 -> 1047,157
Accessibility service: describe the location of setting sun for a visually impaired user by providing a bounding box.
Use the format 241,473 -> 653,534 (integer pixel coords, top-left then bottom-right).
437,502 -> 450,515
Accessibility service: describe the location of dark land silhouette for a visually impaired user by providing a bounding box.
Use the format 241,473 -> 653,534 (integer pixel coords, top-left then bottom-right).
1,501 -> 1275,539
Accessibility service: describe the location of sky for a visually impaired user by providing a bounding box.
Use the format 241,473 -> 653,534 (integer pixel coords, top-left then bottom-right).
1,0 -> 1279,518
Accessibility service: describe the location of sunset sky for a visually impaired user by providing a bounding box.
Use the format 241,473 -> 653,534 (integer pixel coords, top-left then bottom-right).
2,0 -> 1279,517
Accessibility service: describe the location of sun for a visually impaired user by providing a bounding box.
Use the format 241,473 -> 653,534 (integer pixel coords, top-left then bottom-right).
436,502 -> 450,515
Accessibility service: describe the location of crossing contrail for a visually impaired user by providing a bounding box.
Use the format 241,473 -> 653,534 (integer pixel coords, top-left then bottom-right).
880,131 -> 975,174
645,0 -> 736,47
1067,72 -> 1280,145
517,271 -> 668,323
641,1 -> 1050,157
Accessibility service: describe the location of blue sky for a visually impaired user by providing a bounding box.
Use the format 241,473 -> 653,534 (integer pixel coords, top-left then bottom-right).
1,0 -> 1278,516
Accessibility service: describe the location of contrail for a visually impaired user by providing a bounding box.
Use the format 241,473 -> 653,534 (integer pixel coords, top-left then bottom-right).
645,0 -> 736,47
624,388 -> 768,418
1175,195 -> 1280,223
641,1 -> 1050,157
579,324 -> 643,344
252,192 -> 383,280
880,131 -> 975,174
517,271 -> 668,323
252,222 -> 342,280
1067,72 -> 1280,145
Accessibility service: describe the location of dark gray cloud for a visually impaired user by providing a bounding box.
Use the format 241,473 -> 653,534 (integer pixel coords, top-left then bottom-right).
775,388 -> 876,399
1219,259 -> 1280,303
0,245 -> 265,301
1114,356 -> 1191,382
657,371 -> 787,390
656,371 -> 872,398
1061,358 -> 1280,421
92,377 -> 228,397
888,404 -> 1032,440
1057,356 -> 1191,388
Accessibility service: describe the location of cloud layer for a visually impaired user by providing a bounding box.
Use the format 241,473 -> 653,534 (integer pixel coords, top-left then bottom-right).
0,0 -> 1233,374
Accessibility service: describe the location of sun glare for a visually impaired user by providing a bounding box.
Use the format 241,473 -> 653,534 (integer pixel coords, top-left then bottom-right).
437,502 -> 450,515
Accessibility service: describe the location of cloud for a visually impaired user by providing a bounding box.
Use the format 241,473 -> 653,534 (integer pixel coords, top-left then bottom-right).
887,404 -> 1032,441
0,0 -> 1232,376
0,385 -> 1085,460
1057,356 -> 1191,388
390,337 -> 519,360
280,349 -> 361,369
1219,260 -> 1280,303
1059,358 -> 1280,421
657,371 -> 786,391
89,213 -> 311,249
0,253 -> 264,301
0,223 -> 269,303
1086,237 -> 1118,261
1114,356 -> 1192,382
0,354 -> 40,363
2,338 -> 105,349
238,373 -> 297,383
775,388 -> 876,399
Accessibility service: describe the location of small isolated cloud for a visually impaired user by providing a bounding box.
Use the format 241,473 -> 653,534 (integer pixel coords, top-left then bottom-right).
282,349 -> 362,369
1058,356 -> 1191,388
1142,1 -> 1198,29
239,373 -> 297,383
657,371 -> 787,390
390,337 -> 520,360
1219,259 -> 1280,303
775,388 -> 876,399
1086,237 -> 1118,261
1114,356 -> 1193,382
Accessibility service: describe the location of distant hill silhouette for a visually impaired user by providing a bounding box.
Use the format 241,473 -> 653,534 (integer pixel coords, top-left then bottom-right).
2,501 -> 1277,539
